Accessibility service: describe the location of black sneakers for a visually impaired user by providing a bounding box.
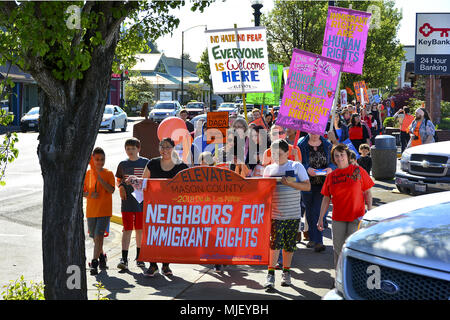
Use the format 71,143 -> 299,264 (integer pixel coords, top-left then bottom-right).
144,265 -> 159,277
90,259 -> 99,275
117,258 -> 128,270
99,253 -> 108,270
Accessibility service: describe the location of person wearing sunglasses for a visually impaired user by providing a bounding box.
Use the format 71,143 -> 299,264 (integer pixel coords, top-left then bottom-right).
262,125 -> 301,166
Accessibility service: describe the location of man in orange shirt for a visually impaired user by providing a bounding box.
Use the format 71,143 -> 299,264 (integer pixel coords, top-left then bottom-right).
83,147 -> 115,275
407,107 -> 435,149
393,106 -> 414,153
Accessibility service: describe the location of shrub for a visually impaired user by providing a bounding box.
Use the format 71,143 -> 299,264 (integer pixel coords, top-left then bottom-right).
383,116 -> 398,128
1,275 -> 45,300
391,86 -> 416,110
407,98 -> 424,115
441,101 -> 450,118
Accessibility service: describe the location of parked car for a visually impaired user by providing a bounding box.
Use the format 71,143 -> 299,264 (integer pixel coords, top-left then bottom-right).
396,141 -> 450,195
217,102 -> 239,115
20,107 -> 40,132
149,100 -> 182,122
189,114 -> 207,131
236,103 -> 255,114
323,191 -> 450,300
100,105 -> 128,132
185,101 -> 207,119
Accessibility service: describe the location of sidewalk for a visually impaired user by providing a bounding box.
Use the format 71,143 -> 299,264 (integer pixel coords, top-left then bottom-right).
87,216 -> 335,300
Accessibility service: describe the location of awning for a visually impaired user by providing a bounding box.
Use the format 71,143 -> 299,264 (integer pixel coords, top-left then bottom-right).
0,62 -> 36,84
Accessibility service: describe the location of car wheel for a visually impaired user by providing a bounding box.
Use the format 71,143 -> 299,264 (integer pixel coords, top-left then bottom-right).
109,121 -> 115,132
121,119 -> 127,132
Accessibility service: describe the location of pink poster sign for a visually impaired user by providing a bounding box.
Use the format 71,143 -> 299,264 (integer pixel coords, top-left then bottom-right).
276,49 -> 342,135
322,6 -> 371,75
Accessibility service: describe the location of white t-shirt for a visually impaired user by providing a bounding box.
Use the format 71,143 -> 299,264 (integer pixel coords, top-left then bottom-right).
263,160 -> 309,220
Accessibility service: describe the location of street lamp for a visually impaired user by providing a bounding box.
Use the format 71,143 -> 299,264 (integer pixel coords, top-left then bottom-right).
251,0 -> 263,27
181,24 -> 207,105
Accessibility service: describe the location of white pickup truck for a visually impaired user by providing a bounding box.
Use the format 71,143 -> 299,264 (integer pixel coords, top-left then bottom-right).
395,141 -> 450,195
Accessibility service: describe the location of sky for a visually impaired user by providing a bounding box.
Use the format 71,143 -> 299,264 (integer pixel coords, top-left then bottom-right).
155,0 -> 450,63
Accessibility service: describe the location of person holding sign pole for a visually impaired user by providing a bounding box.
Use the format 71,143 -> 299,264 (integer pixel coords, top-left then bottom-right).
263,139 -> 310,289
142,138 -> 189,277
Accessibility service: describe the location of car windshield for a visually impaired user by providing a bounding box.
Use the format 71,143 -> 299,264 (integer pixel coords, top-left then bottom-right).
220,104 -> 234,108
187,103 -> 203,109
27,108 -> 39,115
154,103 -> 175,110
104,107 -> 114,114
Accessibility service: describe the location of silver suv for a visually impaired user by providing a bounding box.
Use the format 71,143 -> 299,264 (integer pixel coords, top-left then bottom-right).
324,191 -> 450,300
149,100 -> 181,122
396,141 -> 450,195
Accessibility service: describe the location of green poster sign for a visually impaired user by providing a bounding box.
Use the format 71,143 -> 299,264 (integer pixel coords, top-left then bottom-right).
246,63 -> 283,106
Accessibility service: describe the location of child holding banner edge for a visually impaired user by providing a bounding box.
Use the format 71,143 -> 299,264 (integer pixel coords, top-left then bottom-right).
83,147 -> 115,275
116,138 -> 149,271
263,139 -> 310,289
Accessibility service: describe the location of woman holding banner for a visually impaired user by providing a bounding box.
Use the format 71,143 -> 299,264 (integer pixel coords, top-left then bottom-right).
317,144 -> 374,268
247,125 -> 269,177
142,138 -> 189,277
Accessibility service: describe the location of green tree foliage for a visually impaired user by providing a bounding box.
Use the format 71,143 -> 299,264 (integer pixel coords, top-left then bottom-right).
0,0 -> 215,300
186,83 -> 204,101
0,74 -> 19,186
125,76 -> 154,111
262,0 -> 404,91
196,49 -> 213,89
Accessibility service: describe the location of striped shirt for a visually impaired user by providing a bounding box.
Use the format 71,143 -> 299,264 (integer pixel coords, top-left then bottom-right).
264,160 -> 309,220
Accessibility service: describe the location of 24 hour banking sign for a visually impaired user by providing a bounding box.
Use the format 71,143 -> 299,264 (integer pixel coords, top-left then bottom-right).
205,27 -> 272,94
415,13 -> 450,75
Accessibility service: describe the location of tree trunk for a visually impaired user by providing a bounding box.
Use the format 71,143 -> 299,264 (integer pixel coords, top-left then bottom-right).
37,33 -> 119,300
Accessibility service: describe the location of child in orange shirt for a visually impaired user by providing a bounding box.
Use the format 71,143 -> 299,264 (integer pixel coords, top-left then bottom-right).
83,147 -> 115,275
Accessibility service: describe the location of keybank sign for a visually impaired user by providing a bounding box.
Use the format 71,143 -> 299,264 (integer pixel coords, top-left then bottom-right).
415,13 -> 450,75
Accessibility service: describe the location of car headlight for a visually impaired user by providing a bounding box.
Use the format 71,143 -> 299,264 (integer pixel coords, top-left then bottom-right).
335,246 -> 345,294
358,219 -> 377,230
400,151 -> 411,171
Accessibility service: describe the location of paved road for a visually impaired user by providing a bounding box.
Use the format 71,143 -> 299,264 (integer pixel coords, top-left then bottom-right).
0,120 -> 412,300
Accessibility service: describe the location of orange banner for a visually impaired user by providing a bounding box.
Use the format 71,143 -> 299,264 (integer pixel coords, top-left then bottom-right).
249,116 -> 268,129
353,81 -> 369,104
207,111 -> 229,144
139,166 -> 277,265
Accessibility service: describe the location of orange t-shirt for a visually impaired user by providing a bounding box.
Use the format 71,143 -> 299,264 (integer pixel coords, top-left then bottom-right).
401,114 -> 414,132
262,145 -> 302,166
84,168 -> 115,218
321,164 -> 374,222
411,121 -> 422,147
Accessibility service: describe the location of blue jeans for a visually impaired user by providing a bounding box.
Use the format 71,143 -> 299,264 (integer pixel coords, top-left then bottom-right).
302,186 -> 325,245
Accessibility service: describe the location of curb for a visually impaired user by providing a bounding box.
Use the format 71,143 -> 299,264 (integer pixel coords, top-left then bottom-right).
111,213 -> 123,226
